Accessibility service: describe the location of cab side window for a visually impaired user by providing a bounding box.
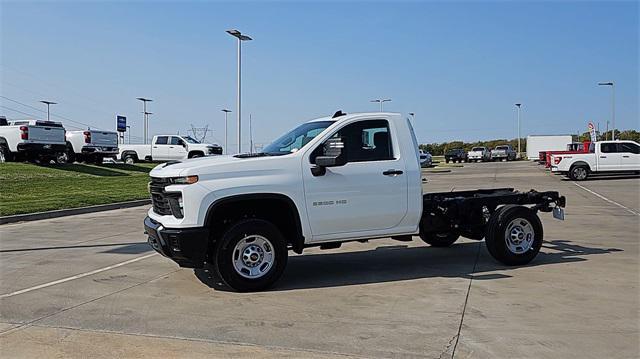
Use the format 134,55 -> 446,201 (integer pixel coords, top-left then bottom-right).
600,143 -> 618,153
170,137 -> 185,146
312,119 -> 393,163
620,142 -> 640,154
155,136 -> 169,145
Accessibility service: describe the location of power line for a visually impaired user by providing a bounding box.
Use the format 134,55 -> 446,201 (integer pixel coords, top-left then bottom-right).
0,95 -> 104,130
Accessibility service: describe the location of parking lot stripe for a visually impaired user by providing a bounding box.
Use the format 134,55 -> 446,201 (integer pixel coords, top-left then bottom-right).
0,253 -> 157,299
572,182 -> 640,216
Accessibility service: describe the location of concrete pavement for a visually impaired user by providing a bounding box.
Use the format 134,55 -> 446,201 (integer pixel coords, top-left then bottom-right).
1,161 -> 638,358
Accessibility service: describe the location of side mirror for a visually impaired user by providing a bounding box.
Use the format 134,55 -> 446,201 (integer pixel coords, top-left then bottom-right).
179,140 -> 186,147
312,138 -> 346,176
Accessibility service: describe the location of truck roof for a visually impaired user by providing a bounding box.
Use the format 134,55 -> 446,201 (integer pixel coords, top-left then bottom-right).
307,112 -> 402,123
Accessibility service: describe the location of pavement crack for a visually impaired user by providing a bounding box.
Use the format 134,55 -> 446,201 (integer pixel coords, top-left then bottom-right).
450,241 -> 482,359
0,268 -> 181,337
436,333 -> 459,359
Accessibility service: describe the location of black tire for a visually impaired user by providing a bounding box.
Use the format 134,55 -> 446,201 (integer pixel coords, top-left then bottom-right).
213,219 -> 288,292
485,205 -> 543,266
445,159 -> 450,163
419,232 -> 460,247
190,153 -> 203,159
569,165 -> 589,181
0,145 -> 12,163
123,154 -> 136,164
54,151 -> 69,164
93,155 -> 103,165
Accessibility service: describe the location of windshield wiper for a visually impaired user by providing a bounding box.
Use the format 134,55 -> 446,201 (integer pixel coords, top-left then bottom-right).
234,152 -> 271,158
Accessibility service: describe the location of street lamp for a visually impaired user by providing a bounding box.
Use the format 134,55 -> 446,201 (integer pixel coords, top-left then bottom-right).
408,112 -> 415,123
221,109 -> 232,154
227,29 -> 252,154
515,103 -> 522,158
370,98 -> 391,112
136,97 -> 153,144
598,82 -> 615,140
40,100 -> 57,121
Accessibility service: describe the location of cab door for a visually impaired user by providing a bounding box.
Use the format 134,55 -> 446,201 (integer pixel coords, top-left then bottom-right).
302,119 -> 408,239
152,136 -> 170,161
619,142 -> 640,170
598,143 -> 621,171
169,136 -> 188,160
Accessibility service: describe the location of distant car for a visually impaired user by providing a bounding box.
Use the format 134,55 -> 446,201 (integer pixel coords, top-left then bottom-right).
419,150 -> 432,167
445,148 -> 467,163
491,145 -> 517,161
467,146 -> 491,162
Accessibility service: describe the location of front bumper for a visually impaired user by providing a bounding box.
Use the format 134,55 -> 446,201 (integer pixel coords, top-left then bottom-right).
144,216 -> 210,268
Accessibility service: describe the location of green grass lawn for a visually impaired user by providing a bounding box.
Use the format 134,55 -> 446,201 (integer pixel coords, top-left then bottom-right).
0,162 -> 157,216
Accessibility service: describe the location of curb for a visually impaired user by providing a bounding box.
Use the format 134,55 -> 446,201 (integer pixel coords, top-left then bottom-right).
0,199 -> 151,225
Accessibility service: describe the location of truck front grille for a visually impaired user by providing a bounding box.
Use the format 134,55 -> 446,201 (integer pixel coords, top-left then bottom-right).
149,177 -> 172,216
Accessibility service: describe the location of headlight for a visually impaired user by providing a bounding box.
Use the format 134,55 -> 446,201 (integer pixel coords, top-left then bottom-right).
170,175 -> 199,185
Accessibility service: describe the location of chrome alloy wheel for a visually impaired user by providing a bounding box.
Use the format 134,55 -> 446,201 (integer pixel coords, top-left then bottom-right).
504,218 -> 535,254
232,235 -> 275,279
573,167 -> 587,180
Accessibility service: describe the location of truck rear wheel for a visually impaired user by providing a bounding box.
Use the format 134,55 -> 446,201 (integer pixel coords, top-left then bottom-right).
123,155 -> 136,164
485,205 -> 543,266
569,165 -> 589,181
213,219 -> 288,292
419,232 -> 460,247
0,145 -> 11,163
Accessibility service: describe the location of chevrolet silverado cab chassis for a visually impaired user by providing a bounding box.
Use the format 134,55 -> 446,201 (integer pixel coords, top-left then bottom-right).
145,112 -> 566,291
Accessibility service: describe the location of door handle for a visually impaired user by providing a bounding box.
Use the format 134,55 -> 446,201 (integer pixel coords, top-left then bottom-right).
623,155 -> 630,158
383,169 -> 403,176
600,156 -> 607,158
153,146 -> 158,148
169,146 -> 174,148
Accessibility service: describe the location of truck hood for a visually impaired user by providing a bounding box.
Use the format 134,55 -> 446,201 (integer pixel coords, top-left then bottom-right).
149,154 -> 290,178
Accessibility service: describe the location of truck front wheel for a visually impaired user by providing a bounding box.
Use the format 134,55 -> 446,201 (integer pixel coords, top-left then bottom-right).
569,165 -> 589,181
419,232 -> 460,247
123,154 -> 136,164
213,219 -> 288,292
485,205 -> 543,266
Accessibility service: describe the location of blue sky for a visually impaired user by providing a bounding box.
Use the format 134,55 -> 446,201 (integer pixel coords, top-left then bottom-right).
1,1 -> 638,149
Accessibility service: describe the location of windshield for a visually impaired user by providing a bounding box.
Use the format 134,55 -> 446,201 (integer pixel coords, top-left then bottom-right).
472,147 -> 484,151
183,136 -> 200,144
496,146 -> 508,150
262,121 -> 334,155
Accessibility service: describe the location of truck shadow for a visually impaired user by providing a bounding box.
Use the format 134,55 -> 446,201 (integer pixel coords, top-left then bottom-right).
194,239 -> 621,292
561,174 -> 640,182
38,163 -> 128,177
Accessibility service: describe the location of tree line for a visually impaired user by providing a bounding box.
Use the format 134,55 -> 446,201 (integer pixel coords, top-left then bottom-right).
419,129 -> 640,156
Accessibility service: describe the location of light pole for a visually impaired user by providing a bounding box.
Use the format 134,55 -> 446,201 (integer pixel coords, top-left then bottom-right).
408,112 -> 415,123
227,29 -> 252,154
598,82 -> 615,140
221,109 -> 232,154
515,103 -> 522,158
136,97 -> 152,144
40,100 -> 57,121
370,98 -> 391,112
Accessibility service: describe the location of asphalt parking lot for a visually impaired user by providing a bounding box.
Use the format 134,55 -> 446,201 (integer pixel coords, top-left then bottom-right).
1,161 -> 638,358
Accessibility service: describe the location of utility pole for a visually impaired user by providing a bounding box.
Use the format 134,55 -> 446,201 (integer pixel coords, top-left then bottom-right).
136,97 -> 152,144
221,109 -> 231,154
515,103 -> 522,158
249,113 -> 254,154
370,98 -> 391,112
40,100 -> 57,121
598,82 -> 615,140
227,29 -> 252,154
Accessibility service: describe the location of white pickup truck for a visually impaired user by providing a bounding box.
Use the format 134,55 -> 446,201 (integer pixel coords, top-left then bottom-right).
467,146 -> 491,162
551,140 -> 640,180
0,118 -> 67,163
144,111 -> 566,291
65,130 -> 119,164
118,135 -> 222,164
